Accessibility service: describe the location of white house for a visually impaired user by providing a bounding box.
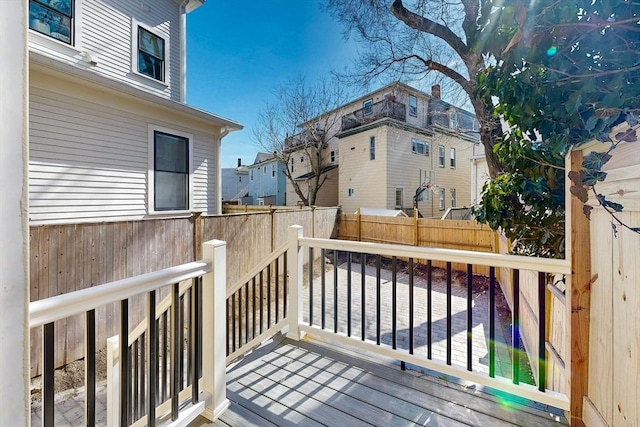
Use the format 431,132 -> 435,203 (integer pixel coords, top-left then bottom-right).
28,0 -> 242,225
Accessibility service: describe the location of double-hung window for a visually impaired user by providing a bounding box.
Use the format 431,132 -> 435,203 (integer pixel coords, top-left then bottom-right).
363,98 -> 373,116
439,188 -> 446,210
412,139 -> 430,156
370,136 -> 376,160
409,95 -> 417,117
29,0 -> 73,44
151,129 -> 192,212
395,188 -> 404,209
438,145 -> 445,167
138,27 -> 165,81
330,150 -> 336,163
450,148 -> 456,168
450,189 -> 456,207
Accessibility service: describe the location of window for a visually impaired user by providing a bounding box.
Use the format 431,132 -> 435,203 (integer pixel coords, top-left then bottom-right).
363,98 -> 373,116
412,139 -> 430,156
395,188 -> 404,208
438,145 -> 445,167
330,150 -> 336,163
290,158 -> 294,173
370,136 -> 376,160
348,188 -> 355,197
450,148 -> 456,168
263,165 -> 266,175
450,189 -> 456,207
151,129 -> 191,212
271,165 -> 275,177
29,0 -> 73,44
250,169 -> 254,181
138,27 -> 165,81
239,176 -> 242,183
409,95 -> 417,117
439,188 -> 445,210
449,110 -> 458,129
300,157 -> 304,163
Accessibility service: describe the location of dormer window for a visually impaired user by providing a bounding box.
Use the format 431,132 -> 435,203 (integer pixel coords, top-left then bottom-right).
29,0 -> 73,45
138,27 -> 165,81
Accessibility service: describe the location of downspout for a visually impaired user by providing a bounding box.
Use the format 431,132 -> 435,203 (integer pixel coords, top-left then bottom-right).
216,126 -> 230,214
179,1 -> 188,102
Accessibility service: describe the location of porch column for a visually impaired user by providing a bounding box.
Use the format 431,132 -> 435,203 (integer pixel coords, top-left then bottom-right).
287,225 -> 304,340
201,240 -> 230,420
0,2 -> 30,426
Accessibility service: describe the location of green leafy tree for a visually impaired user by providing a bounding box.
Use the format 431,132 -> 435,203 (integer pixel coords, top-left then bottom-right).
473,0 -> 640,256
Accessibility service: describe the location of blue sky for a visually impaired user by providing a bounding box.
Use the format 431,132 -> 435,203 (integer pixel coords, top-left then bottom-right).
186,1 -> 357,168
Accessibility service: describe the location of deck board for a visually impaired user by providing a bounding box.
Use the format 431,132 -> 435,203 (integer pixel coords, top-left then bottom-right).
200,336 -> 567,427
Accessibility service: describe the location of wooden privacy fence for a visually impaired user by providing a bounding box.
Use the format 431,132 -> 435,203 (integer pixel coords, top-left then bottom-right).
29,207 -> 338,376
337,211 -> 498,274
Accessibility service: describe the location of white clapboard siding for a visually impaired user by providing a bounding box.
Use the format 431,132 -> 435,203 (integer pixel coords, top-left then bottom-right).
29,77 -> 219,225
28,0 -> 181,101
80,0 -> 180,101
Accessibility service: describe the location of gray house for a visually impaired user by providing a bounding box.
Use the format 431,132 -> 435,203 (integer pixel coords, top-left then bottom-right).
221,159 -> 249,203
247,153 -> 287,205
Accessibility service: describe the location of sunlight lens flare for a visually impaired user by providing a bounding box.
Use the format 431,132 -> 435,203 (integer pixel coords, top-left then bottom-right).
546,46 -> 558,56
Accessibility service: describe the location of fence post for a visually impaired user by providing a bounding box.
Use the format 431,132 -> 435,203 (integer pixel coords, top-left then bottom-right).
201,239 -> 229,421
413,208 -> 419,246
287,225 -> 304,340
357,208 -> 362,241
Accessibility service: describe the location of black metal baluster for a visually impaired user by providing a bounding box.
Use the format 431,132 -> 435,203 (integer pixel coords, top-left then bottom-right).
376,255 -> 381,345
190,279 -> 200,402
334,250 -> 339,333
392,256 -> 397,350
252,277 -> 257,339
244,283 -> 249,345
489,267 -> 496,378
161,312 -> 168,403
538,272 -> 547,392
86,310 -> 96,426
347,252 -> 352,336
43,322 -> 55,427
267,264 -> 272,328
361,253 -> 366,341
283,254 -> 288,317
321,249 -> 326,329
427,260 -> 432,360
148,291 -> 157,427
466,264 -> 473,372
141,332 -> 147,417
446,262 -> 452,365
275,258 -> 280,323
120,300 -> 130,427
309,247 -> 314,326
512,269 -> 520,385
409,258 -> 414,354
259,272 -> 264,334
232,293 -> 237,352
171,283 -> 180,420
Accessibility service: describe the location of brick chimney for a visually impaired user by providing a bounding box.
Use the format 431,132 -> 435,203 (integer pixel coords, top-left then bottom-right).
431,84 -> 441,99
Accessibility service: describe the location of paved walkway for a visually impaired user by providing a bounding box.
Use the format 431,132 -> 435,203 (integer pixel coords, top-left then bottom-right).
31,259 -> 515,426
303,259 -> 514,378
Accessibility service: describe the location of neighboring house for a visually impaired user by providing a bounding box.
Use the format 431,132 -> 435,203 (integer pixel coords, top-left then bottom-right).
247,153 -> 287,205
27,0 -> 242,225
285,82 -> 479,217
221,159 -> 249,203
470,142 -> 490,206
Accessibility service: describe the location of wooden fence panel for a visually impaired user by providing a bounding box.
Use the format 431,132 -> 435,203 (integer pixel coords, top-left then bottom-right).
29,217 -> 193,376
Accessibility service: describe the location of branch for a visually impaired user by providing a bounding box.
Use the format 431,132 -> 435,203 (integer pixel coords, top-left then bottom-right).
393,53 -> 473,95
390,0 -> 472,61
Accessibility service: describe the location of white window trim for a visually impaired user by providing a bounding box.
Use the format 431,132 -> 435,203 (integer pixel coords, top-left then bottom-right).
132,19 -> 169,87
147,124 -> 193,215
28,0 -> 84,53
439,188 -> 446,210
409,95 -> 417,117
438,145 -> 446,168
395,187 -> 404,209
450,147 -> 456,169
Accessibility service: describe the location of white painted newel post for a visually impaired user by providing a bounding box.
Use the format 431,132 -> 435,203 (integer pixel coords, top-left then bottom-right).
202,240 -> 230,421
287,225 -> 304,340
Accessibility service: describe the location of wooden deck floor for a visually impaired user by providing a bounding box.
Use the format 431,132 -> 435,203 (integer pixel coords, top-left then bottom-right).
194,335 -> 567,427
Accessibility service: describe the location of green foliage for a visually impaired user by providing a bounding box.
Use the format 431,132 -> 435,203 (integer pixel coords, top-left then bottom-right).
473,0 -> 640,256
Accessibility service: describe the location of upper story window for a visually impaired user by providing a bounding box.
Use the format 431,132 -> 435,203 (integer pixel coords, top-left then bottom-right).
150,129 -> 192,212
450,189 -> 456,207
370,136 -> 376,160
395,188 -> 404,209
29,0 -> 73,45
363,98 -> 373,116
138,27 -> 165,81
438,145 -> 445,167
271,165 -> 275,177
330,150 -> 336,163
263,165 -> 267,175
250,169 -> 254,181
450,148 -> 456,168
412,139 -> 430,156
290,158 -> 294,173
449,110 -> 458,129
439,188 -> 446,210
409,95 -> 417,117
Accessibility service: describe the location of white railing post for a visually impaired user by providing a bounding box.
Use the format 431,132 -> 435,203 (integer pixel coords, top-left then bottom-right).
287,225 -> 304,340
106,336 -> 119,427
201,239 -> 229,421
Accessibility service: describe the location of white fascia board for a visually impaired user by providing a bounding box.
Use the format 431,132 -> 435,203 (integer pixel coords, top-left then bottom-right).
29,50 -> 242,131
